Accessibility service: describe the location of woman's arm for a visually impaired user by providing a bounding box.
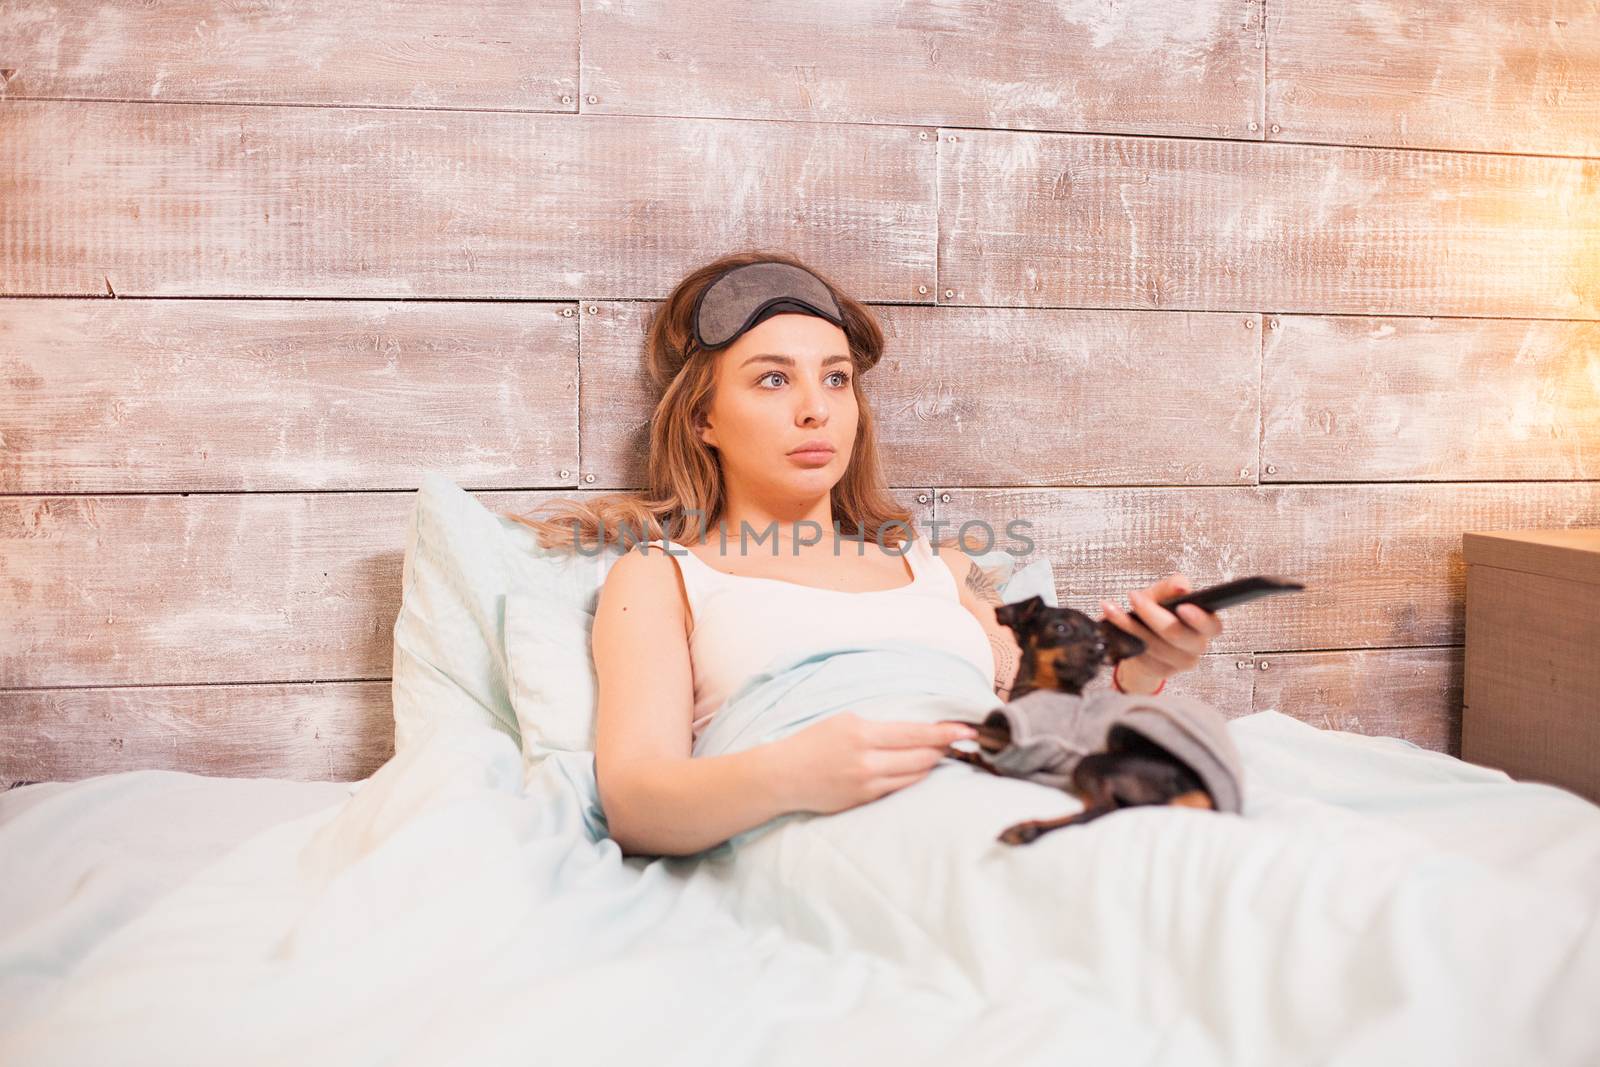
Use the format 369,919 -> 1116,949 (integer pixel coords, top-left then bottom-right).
591,546 -> 796,858
601,747 -> 792,859
934,541 -> 1021,700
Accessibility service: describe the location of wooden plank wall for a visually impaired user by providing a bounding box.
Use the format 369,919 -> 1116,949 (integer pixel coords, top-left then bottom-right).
3,1 -> 1598,786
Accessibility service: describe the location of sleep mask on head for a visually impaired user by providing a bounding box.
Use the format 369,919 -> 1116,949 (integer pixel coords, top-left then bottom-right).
692,261 -> 846,351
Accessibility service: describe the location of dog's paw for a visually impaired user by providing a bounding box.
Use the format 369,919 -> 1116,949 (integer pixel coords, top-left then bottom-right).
997,821 -> 1043,846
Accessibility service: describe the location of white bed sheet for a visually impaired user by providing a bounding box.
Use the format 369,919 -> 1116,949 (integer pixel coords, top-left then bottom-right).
1,770 -> 354,1031
2,710 -> 1597,1067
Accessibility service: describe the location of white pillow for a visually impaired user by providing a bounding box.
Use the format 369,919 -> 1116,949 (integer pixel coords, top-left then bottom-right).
504,588 -> 607,758
960,545 -> 1059,607
390,472 -> 621,767
992,556 -> 1058,607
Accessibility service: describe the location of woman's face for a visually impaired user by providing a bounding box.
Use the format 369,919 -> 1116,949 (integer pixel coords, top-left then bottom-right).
697,312 -> 858,500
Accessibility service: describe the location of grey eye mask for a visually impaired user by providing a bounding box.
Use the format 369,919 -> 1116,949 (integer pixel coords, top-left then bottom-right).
692,261 -> 847,350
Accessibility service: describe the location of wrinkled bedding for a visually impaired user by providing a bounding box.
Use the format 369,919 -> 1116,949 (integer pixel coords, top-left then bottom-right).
3,642 -> 1599,1066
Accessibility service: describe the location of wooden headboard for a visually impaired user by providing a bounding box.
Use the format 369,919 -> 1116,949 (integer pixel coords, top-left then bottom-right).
4,2 -> 1598,786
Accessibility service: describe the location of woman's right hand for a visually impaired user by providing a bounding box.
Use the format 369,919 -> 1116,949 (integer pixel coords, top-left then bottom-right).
773,712 -> 981,815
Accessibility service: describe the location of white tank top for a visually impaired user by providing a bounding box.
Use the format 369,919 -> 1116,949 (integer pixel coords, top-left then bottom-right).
639,533 -> 996,743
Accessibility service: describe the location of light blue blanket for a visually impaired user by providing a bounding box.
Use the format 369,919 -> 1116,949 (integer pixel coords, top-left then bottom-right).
692,638 -> 1000,757
556,639 -> 1003,856
690,639 -> 1002,854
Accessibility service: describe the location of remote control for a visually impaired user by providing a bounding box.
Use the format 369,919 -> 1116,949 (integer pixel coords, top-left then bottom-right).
1157,575 -> 1305,615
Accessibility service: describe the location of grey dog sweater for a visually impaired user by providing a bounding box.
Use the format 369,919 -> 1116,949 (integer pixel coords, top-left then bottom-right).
972,688 -> 1245,814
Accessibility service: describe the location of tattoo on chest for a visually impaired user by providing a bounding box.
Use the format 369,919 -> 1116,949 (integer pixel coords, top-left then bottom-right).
965,560 -> 1019,695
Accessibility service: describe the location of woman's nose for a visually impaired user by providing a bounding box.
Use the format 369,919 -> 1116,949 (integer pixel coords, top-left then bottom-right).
795,383 -> 830,423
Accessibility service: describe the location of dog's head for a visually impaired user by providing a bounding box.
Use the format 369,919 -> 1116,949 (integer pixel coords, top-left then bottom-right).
993,595 -> 1146,696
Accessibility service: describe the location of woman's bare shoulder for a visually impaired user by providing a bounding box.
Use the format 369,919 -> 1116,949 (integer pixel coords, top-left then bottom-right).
928,537 -> 986,592
599,542 -> 692,636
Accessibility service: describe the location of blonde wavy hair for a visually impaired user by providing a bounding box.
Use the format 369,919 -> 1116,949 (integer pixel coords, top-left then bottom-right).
501,249 -> 919,554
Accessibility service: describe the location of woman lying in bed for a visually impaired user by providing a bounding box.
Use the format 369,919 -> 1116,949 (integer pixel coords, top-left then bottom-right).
513,250 -> 1223,858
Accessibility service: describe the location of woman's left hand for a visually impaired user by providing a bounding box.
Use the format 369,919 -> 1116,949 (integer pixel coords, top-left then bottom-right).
1100,574 -> 1223,685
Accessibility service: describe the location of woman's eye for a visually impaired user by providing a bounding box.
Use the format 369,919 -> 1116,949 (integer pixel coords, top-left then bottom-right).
757,371 -> 852,388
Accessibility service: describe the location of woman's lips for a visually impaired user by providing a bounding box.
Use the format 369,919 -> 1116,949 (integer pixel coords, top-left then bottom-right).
788,448 -> 835,466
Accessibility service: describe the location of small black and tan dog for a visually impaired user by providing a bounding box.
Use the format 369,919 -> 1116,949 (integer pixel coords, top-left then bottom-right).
940,595 -> 1217,844
996,594 -> 1144,698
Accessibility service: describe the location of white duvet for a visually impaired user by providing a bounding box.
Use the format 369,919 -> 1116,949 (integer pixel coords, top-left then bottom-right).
3,709 -> 1599,1066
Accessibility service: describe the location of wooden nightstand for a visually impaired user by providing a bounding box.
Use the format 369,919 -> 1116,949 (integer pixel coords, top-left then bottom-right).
1462,529 -> 1600,805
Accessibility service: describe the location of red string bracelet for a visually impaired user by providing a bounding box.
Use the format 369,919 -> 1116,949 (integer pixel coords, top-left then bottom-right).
1113,660 -> 1165,696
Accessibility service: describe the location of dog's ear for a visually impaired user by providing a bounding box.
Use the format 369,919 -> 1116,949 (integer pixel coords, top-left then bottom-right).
993,595 -> 1044,631
1098,617 -> 1147,662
